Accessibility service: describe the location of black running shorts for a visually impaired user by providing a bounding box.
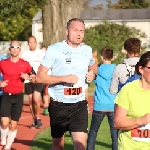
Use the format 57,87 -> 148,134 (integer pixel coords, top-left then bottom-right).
49,98 -> 88,138
42,84 -> 49,96
1,92 -> 23,121
24,82 -> 43,95
0,95 -> 2,108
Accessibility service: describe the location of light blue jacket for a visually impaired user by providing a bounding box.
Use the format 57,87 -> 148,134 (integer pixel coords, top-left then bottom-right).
94,64 -> 117,111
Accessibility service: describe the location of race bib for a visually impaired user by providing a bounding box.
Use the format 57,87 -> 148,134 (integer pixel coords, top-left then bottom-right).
131,123 -> 150,142
64,81 -> 82,98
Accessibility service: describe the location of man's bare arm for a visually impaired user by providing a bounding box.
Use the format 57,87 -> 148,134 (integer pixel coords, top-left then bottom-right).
33,65 -> 78,85
0,80 -> 9,87
88,62 -> 98,75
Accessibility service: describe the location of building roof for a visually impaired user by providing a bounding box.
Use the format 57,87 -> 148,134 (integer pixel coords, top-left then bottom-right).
32,10 -> 42,21
81,9 -> 150,20
32,9 -> 150,22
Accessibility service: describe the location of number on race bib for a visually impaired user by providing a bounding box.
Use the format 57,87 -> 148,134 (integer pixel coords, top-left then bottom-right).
64,87 -> 82,95
131,128 -> 150,138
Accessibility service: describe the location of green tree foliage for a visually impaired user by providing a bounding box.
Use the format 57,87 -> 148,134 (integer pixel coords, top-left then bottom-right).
84,0 -> 103,9
0,0 -> 47,41
107,0 -> 150,9
84,21 -> 147,64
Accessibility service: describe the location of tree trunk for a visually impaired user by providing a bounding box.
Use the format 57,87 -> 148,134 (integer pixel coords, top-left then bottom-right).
42,0 -> 84,47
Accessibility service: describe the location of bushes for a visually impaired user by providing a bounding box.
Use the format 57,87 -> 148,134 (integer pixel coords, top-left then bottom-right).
84,21 -> 147,64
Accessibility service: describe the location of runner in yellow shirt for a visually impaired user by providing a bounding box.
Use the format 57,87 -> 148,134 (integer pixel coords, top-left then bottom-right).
114,51 -> 150,150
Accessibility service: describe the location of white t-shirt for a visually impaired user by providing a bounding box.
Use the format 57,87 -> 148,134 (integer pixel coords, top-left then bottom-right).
41,40 -> 95,103
21,49 -> 45,83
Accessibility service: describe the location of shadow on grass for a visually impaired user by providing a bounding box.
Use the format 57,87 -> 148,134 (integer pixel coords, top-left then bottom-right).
31,135 -> 111,150
31,129 -> 111,150
96,141 -> 111,148
31,137 -> 73,150
31,129 -> 74,150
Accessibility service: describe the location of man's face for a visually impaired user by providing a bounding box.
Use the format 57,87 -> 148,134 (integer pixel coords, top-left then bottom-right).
66,21 -> 85,46
9,41 -> 21,57
28,37 -> 37,51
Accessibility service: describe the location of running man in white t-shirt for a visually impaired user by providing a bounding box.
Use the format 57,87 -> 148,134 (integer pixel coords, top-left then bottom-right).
32,18 -> 97,150
21,36 -> 45,129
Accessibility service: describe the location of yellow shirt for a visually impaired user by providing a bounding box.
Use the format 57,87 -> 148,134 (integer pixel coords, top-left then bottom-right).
115,80 -> 150,150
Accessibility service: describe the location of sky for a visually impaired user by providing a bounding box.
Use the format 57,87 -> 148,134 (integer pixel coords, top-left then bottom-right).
89,0 -> 118,8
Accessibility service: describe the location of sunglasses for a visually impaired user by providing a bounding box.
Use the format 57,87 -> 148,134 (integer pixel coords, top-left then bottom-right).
10,46 -> 20,49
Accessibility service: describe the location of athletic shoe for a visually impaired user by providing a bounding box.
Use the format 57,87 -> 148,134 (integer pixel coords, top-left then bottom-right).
36,119 -> 43,129
43,108 -> 49,115
30,120 -> 37,129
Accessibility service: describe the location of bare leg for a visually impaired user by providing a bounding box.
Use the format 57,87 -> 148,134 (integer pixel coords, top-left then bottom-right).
71,132 -> 87,150
50,135 -> 65,150
28,94 -> 36,120
43,95 -> 49,108
33,91 -> 43,128
33,91 -> 41,118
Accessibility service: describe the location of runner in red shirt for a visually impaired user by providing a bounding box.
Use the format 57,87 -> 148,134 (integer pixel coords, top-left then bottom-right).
0,40 -> 32,150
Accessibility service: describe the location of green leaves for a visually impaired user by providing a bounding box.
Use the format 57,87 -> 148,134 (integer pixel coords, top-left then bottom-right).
84,21 -> 147,64
0,0 -> 47,41
107,0 -> 150,9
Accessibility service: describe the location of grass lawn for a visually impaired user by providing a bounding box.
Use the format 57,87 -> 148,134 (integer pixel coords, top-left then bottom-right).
88,82 -> 95,94
31,115 -> 112,150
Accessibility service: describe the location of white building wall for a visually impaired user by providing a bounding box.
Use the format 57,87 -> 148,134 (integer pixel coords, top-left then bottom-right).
32,21 -> 43,44
126,22 -> 150,38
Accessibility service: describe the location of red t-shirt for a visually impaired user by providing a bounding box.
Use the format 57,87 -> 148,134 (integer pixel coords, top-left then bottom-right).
0,58 -> 32,94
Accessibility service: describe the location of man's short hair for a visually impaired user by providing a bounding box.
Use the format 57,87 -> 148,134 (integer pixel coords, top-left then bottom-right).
27,36 -> 37,42
124,38 -> 141,55
10,40 -> 21,47
66,18 -> 85,29
100,46 -> 113,60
